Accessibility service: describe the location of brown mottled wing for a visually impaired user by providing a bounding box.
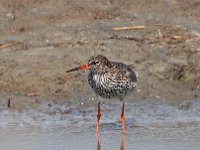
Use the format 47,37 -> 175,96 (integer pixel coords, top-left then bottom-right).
104,62 -> 137,92
110,62 -> 137,83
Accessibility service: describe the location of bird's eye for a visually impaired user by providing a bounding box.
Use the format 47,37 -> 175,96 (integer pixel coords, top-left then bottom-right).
94,60 -> 100,65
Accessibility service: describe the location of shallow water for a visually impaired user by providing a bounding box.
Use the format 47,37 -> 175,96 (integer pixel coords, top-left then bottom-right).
1,125 -> 200,150
0,100 -> 200,150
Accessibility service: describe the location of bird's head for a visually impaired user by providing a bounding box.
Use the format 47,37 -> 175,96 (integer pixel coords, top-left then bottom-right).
88,55 -> 110,70
66,55 -> 110,73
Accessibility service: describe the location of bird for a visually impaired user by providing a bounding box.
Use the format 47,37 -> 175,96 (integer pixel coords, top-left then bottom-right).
66,55 -> 138,132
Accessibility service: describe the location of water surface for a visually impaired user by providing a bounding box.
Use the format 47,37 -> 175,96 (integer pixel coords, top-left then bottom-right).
0,100 -> 200,150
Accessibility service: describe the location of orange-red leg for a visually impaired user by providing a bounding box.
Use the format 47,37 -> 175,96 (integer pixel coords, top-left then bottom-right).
96,102 -> 101,132
121,101 -> 125,132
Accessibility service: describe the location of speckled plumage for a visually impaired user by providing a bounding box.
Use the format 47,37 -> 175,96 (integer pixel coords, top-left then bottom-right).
87,55 -> 138,101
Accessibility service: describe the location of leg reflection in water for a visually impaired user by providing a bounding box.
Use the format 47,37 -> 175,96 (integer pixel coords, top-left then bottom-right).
96,131 -> 125,150
96,132 -> 100,150
121,131 -> 125,150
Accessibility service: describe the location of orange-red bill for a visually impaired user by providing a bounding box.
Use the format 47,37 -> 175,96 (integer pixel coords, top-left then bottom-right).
66,64 -> 90,73
79,64 -> 90,70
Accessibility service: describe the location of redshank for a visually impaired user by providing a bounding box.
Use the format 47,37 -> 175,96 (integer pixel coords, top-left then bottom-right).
66,55 -> 138,132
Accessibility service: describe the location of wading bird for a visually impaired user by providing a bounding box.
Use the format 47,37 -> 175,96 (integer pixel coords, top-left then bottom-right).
66,55 -> 138,132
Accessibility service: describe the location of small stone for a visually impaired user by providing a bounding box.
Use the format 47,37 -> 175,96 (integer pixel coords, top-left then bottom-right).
5,12 -> 15,20
45,39 -> 50,44
196,48 -> 200,51
155,95 -> 161,99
